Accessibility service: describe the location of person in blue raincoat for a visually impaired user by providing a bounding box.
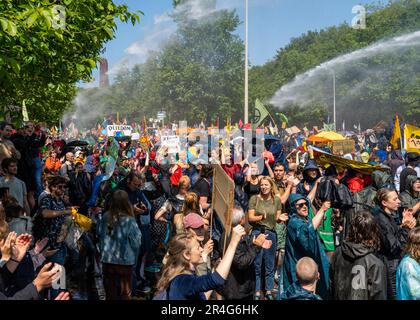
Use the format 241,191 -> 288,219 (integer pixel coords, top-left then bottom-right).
396,227 -> 420,300
296,159 -> 321,197
282,193 -> 331,299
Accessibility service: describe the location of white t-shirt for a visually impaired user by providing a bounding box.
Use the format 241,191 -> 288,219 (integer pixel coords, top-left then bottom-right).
0,176 -> 27,207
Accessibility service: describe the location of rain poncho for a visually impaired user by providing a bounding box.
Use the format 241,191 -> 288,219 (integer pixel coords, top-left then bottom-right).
396,255 -> 420,300
283,194 -> 330,299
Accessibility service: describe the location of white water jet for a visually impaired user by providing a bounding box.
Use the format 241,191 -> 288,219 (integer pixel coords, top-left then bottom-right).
270,30 -> 420,111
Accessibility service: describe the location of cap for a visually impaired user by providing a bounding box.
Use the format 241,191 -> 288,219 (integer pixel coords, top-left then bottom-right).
183,213 -> 204,229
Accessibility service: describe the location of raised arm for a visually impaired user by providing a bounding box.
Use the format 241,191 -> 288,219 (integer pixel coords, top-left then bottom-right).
312,201 -> 331,230
215,225 -> 246,279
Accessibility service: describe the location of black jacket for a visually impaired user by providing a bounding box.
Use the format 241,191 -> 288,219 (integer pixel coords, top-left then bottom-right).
330,241 -> 387,300
68,171 -> 92,207
372,206 -> 409,261
0,267 -> 39,300
279,281 -> 322,300
219,234 -> 261,300
371,205 -> 409,299
296,159 -> 321,196
26,133 -> 47,159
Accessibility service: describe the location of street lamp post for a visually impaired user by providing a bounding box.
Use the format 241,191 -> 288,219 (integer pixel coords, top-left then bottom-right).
332,69 -> 336,131
244,0 -> 249,124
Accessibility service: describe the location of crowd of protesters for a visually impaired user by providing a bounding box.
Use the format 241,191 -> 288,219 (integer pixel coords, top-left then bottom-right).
0,118 -> 418,301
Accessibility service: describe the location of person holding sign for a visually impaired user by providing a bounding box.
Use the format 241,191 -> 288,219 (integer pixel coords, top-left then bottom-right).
248,176 -> 285,300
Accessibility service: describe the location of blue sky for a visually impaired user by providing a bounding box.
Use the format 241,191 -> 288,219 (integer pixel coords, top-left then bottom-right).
83,0 -> 387,87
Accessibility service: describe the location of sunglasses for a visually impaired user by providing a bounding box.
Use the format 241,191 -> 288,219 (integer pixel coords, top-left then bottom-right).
191,227 -> 205,236
55,185 -> 66,189
296,202 -> 308,209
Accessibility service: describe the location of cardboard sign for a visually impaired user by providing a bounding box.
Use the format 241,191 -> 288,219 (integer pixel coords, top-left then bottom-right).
211,165 -> 234,254
161,135 -> 181,153
285,126 -> 301,135
131,133 -> 140,140
372,120 -> 387,132
331,139 -> 355,155
106,125 -> 132,137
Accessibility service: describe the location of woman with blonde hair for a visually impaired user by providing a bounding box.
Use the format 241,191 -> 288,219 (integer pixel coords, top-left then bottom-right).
172,192 -> 208,234
248,176 -> 285,300
155,176 -> 191,238
396,227 -> 420,300
155,224 -> 246,300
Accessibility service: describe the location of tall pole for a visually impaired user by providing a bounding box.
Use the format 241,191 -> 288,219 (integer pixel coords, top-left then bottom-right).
244,0 -> 249,124
332,69 -> 336,131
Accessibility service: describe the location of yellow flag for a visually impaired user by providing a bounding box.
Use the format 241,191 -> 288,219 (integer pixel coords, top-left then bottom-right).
226,116 -> 231,134
404,124 -> 420,153
390,114 -> 401,149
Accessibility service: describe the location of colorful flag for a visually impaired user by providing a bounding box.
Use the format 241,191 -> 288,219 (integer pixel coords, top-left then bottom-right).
280,113 -> 288,123
226,117 -> 231,134
323,123 -> 335,132
404,124 -> 420,153
254,99 -> 269,127
104,138 -> 120,180
22,100 -> 29,122
390,114 -> 402,149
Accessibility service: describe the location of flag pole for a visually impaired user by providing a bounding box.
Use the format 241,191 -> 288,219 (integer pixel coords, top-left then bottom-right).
244,0 -> 249,124
399,117 -> 403,151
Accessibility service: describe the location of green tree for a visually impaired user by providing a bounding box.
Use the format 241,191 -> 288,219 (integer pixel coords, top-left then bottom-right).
250,0 -> 420,127
0,0 -> 141,124
91,0 -> 244,125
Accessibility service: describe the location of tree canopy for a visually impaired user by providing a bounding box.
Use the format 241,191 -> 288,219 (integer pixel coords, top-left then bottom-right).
250,0 -> 420,127
77,0 -> 244,126
0,0 -> 141,124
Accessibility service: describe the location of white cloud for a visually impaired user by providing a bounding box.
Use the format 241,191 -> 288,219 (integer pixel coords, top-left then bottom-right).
108,0 -> 283,79
154,12 -> 171,24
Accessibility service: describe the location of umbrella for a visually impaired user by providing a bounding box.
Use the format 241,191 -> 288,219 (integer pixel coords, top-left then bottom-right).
264,134 -> 281,142
66,140 -> 89,147
307,131 -> 345,143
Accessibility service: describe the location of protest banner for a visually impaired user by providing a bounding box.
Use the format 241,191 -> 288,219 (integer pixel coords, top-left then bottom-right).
211,164 -> 234,255
106,124 -> 132,137
131,132 -> 140,140
311,146 -> 385,175
285,126 -> 301,135
161,135 -> 181,153
372,120 -> 387,132
331,139 -> 355,155
404,124 -> 420,154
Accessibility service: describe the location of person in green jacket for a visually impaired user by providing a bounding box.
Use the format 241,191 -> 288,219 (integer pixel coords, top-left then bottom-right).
309,200 -> 335,259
